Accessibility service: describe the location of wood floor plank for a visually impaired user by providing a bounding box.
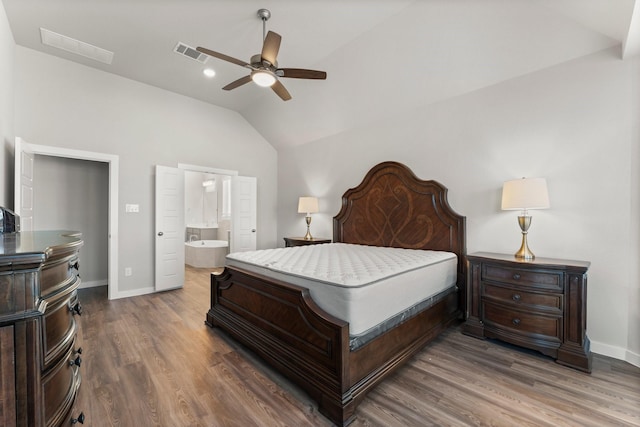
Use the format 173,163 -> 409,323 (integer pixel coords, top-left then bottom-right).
75,266 -> 640,426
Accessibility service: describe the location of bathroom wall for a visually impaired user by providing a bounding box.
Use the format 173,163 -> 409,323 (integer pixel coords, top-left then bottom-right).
185,171 -> 217,228
184,171 -> 233,242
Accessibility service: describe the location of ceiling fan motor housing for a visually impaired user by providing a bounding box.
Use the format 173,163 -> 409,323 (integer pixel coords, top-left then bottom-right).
250,53 -> 276,69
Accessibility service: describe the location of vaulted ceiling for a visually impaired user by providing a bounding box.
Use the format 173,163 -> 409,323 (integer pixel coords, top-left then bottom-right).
3,0 -> 638,150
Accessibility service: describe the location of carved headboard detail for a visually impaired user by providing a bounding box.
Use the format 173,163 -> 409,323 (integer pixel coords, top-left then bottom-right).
333,161 -> 466,288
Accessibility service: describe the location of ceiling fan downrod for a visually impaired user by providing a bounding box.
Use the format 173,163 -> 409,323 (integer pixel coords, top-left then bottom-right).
257,8 -> 271,41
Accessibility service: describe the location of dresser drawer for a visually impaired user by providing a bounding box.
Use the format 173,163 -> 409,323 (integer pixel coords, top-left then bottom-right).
40,254 -> 80,298
482,283 -> 562,313
42,289 -> 80,369
483,302 -> 561,341
43,344 -> 81,427
483,264 -> 562,291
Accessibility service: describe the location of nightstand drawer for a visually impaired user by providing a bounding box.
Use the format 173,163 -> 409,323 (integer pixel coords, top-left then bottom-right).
283,237 -> 331,247
483,264 -> 561,291
483,283 -> 562,313
483,302 -> 561,340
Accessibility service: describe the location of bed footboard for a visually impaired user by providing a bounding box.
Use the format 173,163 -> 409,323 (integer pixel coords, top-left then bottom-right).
207,266 -> 356,425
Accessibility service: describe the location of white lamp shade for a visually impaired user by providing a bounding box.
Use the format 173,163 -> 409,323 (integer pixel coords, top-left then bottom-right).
298,197 -> 319,214
501,178 -> 550,210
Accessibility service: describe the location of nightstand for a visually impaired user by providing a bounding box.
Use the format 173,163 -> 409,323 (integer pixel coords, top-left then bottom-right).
283,237 -> 331,247
463,252 -> 592,372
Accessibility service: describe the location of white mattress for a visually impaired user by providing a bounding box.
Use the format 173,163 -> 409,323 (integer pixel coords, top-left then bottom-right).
225,243 -> 457,336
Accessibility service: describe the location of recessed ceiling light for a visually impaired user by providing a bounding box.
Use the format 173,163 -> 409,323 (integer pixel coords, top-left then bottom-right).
203,68 -> 216,78
40,28 -> 113,65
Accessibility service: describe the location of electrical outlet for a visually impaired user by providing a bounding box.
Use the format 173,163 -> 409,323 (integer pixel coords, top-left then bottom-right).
124,267 -> 132,276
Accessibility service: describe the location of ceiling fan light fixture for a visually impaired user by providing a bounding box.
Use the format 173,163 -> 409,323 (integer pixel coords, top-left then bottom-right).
251,70 -> 276,87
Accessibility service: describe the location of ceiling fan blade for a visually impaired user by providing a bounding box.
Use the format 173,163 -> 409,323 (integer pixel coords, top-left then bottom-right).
271,80 -> 292,101
196,47 -> 249,68
278,68 -> 327,80
261,31 -> 281,65
222,75 -> 253,91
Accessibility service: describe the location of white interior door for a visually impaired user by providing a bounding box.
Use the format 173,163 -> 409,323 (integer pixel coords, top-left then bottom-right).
14,137 -> 34,231
230,176 -> 257,253
155,165 -> 185,291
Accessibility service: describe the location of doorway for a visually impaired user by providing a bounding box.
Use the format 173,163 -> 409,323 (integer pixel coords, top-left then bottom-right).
14,137 -> 120,299
33,155 -> 109,289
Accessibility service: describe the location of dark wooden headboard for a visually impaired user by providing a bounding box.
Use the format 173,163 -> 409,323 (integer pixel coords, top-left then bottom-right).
333,161 -> 467,299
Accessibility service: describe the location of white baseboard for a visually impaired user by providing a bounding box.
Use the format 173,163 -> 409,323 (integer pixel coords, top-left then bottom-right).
110,286 -> 156,300
625,349 -> 640,368
77,279 -> 157,300
590,340 -> 640,368
79,279 -> 108,289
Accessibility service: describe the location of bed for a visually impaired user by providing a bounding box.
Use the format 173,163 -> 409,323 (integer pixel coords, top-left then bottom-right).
207,161 -> 466,426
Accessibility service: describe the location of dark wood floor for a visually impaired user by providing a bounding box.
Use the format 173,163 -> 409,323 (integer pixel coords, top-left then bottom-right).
76,266 -> 640,427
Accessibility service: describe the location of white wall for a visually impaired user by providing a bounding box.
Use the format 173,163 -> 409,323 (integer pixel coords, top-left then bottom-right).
13,46 -> 278,294
0,4 -> 14,207
277,47 -> 640,366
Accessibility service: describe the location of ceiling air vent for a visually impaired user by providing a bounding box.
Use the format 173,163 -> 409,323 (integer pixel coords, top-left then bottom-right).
40,28 -> 114,64
174,42 -> 208,63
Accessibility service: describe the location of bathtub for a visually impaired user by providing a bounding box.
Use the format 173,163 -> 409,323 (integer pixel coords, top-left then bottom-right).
185,240 -> 229,268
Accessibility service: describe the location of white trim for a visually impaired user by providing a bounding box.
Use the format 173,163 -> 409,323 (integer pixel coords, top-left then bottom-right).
626,349 -> 640,368
590,339 -> 640,367
15,137 -> 121,300
113,286 -> 156,299
178,163 -> 238,176
79,279 -> 108,289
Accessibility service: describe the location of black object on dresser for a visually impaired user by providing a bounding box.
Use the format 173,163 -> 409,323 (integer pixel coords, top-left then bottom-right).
0,230 -> 85,426
463,252 -> 592,373
283,237 -> 331,247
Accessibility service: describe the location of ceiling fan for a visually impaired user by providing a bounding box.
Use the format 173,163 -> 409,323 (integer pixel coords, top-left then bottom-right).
197,8 -> 327,101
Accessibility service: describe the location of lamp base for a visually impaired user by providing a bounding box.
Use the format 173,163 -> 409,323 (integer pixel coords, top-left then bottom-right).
515,215 -> 535,260
303,215 -> 313,240
515,234 -> 535,260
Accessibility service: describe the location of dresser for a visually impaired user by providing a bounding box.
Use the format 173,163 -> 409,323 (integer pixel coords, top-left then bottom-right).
463,252 -> 591,372
0,231 -> 85,426
283,237 -> 331,247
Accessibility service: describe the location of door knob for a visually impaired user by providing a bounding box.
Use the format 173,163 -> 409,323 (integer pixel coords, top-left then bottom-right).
157,232 -> 163,236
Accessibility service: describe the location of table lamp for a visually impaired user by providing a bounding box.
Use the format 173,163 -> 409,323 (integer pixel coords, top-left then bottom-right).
501,177 -> 550,260
297,197 -> 319,240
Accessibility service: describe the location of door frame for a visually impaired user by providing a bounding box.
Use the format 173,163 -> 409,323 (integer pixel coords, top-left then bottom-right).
178,163 -> 238,177
14,137 -> 120,299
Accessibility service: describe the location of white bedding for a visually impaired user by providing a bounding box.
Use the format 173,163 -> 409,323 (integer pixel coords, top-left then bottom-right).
225,243 -> 457,336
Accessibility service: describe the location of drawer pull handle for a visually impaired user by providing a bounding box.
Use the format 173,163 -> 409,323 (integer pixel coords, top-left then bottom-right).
512,294 -> 521,302
70,355 -> 82,367
513,273 -> 521,280
70,302 -> 83,316
71,412 -> 85,424
512,318 -> 521,326
69,261 -> 80,270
